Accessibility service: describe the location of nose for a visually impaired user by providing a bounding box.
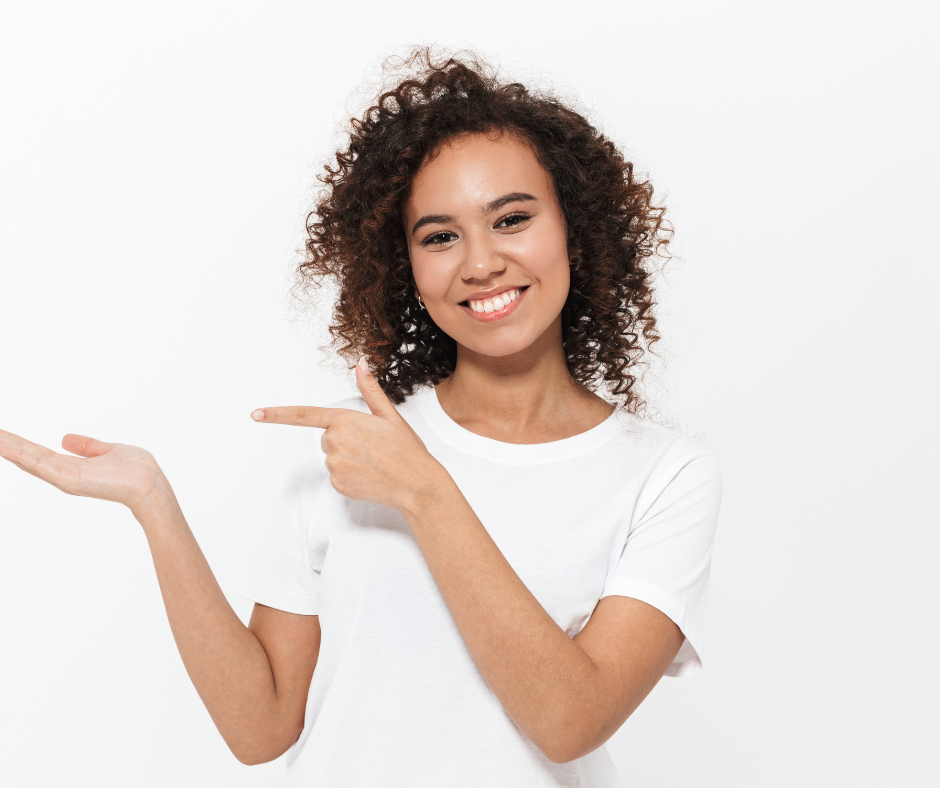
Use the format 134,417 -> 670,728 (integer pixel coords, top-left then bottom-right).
460,231 -> 507,282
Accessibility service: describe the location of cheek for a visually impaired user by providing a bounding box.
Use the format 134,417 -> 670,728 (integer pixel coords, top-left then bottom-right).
408,246 -> 430,293
520,229 -> 571,294
409,249 -> 447,299
542,262 -> 571,317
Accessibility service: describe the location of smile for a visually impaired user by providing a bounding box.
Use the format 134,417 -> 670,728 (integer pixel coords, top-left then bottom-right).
460,286 -> 529,322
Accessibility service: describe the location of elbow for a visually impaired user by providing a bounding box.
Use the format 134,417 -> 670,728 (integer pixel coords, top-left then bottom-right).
227,723 -> 302,766
232,750 -> 271,767
538,708 -> 604,765
544,736 -> 600,766
544,742 -> 588,766
535,731 -> 588,766
230,742 -> 289,767
231,745 -> 281,767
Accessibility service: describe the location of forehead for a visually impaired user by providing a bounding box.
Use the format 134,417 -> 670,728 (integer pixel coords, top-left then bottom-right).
405,132 -> 554,218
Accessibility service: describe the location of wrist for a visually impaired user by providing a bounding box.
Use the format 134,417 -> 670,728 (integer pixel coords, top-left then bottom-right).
397,458 -> 454,520
131,474 -> 184,532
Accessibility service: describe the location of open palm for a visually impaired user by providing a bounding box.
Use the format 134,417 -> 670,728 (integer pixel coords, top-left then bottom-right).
0,430 -> 165,512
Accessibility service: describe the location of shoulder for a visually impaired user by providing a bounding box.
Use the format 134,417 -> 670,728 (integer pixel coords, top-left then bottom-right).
608,417 -> 723,534
612,412 -> 721,485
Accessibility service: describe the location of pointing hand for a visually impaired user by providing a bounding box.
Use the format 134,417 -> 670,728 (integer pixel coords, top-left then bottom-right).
250,358 -> 441,511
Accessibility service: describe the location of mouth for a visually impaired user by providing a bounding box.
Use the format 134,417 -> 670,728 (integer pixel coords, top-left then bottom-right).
459,286 -> 530,322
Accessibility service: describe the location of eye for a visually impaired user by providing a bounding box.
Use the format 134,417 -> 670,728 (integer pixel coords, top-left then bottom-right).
421,231 -> 458,247
495,212 -> 531,229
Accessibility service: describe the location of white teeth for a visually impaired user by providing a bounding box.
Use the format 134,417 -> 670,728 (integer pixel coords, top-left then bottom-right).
468,289 -> 521,314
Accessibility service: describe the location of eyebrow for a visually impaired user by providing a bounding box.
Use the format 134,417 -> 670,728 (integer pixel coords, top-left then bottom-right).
410,192 -> 538,236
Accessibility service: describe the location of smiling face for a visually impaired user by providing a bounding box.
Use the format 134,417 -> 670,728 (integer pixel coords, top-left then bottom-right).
403,131 -> 571,362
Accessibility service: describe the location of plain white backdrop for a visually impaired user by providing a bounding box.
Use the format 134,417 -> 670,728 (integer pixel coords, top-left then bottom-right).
1,1 -> 937,786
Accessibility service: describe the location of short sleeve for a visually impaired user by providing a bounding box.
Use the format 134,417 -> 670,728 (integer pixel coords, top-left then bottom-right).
601,445 -> 722,677
237,428 -> 330,615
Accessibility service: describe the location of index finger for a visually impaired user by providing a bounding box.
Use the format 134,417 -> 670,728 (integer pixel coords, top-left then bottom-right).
0,428 -> 71,479
0,428 -> 60,465
250,406 -> 344,429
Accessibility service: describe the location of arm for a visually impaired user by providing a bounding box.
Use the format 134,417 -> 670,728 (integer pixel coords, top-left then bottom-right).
0,429 -> 319,765
140,486 -> 320,764
399,471 -> 684,763
254,362 -> 687,764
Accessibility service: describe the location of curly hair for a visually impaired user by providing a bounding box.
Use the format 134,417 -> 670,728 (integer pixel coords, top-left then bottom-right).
297,47 -> 671,412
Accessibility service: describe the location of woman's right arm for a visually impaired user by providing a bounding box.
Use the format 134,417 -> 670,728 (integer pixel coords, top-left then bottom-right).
141,488 -> 320,764
0,429 -> 319,765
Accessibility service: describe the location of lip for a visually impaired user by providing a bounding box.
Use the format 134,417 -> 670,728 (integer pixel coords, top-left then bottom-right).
460,285 -> 529,323
461,284 -> 526,303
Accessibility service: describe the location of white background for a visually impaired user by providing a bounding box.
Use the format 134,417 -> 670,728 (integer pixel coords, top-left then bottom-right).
1,1 -> 937,786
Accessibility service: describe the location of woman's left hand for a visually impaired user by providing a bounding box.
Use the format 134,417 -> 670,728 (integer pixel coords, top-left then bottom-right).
251,357 -> 442,512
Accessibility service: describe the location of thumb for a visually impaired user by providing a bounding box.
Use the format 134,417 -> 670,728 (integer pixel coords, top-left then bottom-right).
62,434 -> 117,458
355,357 -> 401,420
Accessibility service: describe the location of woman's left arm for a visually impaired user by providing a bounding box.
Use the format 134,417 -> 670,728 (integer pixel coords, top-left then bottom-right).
398,470 -> 684,764
253,360 -> 685,764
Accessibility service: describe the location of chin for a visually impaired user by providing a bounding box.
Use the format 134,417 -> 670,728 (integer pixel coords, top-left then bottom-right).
466,341 -> 533,359
450,324 -> 557,361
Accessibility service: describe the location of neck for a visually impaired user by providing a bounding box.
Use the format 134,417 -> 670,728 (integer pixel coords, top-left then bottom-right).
434,318 -> 612,444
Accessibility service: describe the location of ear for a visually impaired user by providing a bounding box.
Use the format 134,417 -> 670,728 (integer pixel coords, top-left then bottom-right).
567,241 -> 582,266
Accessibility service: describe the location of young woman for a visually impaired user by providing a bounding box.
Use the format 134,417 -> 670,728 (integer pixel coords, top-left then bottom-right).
0,50 -> 721,786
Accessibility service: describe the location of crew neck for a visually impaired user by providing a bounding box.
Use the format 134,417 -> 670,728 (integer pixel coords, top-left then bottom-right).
412,385 -> 624,464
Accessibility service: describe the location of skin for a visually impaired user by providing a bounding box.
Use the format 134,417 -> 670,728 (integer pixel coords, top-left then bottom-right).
0,131 -> 685,766
405,130 -> 615,443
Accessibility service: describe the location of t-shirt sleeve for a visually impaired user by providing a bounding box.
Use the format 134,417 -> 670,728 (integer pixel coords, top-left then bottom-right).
237,428 -> 330,616
600,442 -> 722,677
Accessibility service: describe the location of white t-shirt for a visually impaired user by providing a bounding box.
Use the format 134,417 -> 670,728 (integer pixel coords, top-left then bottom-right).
243,385 -> 722,787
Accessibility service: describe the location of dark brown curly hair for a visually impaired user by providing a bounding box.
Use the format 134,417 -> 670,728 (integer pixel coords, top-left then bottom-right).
297,47 -> 671,412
